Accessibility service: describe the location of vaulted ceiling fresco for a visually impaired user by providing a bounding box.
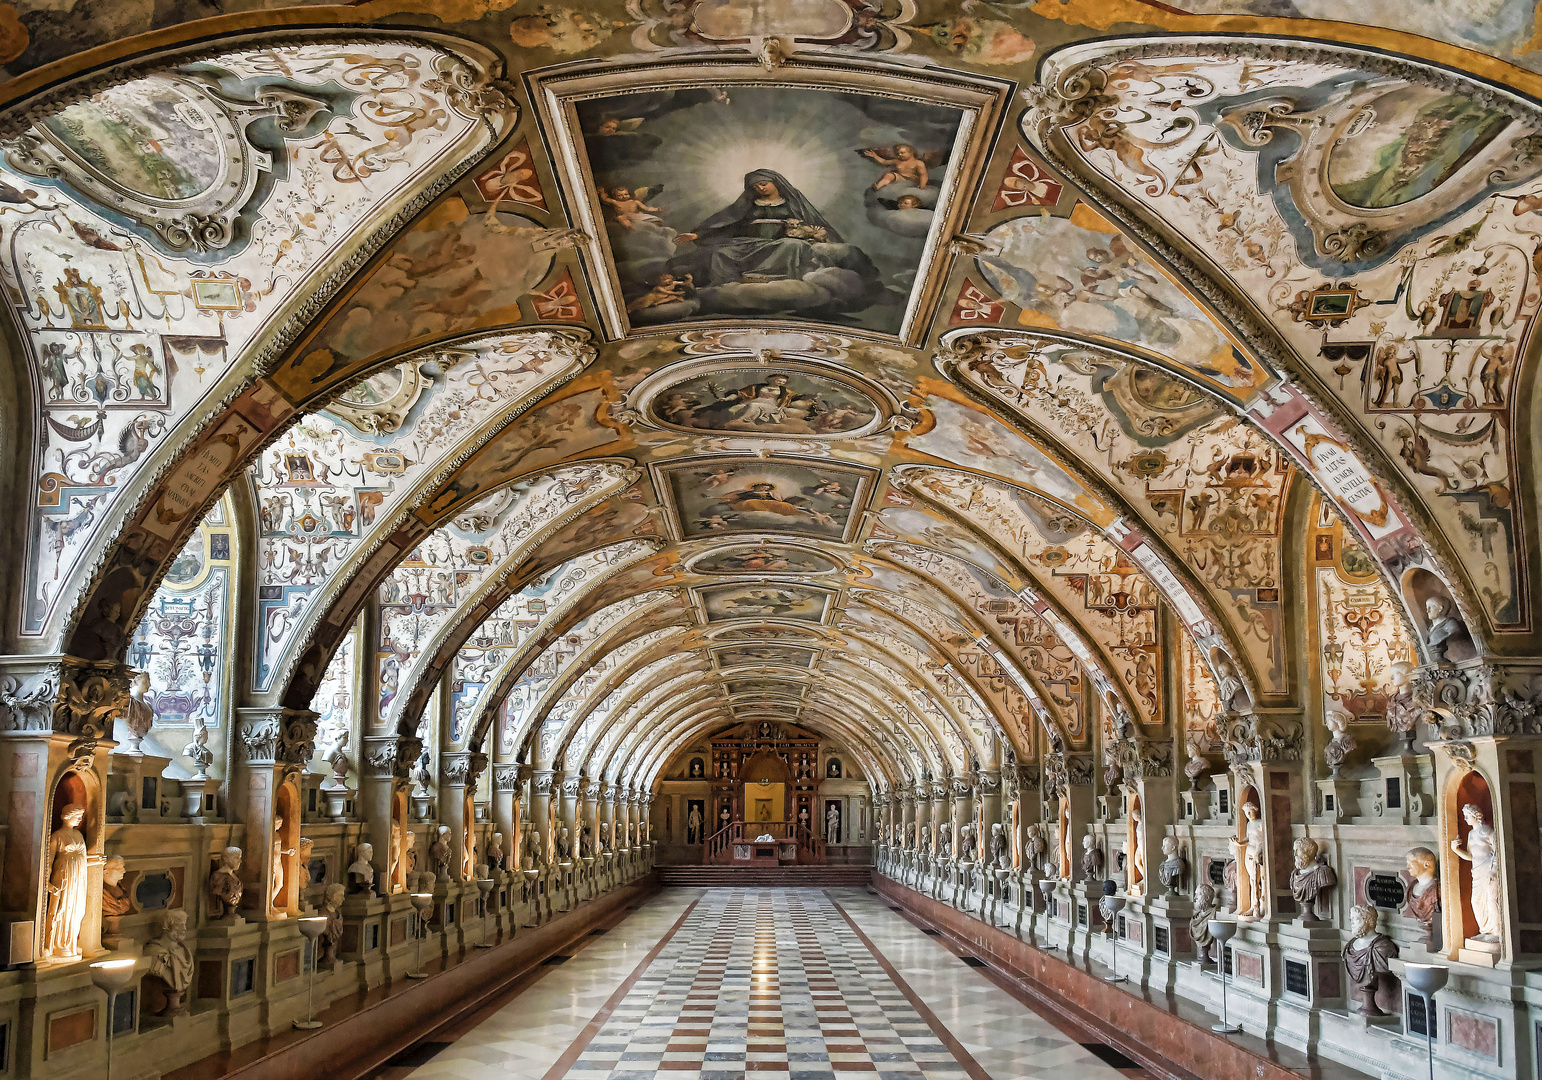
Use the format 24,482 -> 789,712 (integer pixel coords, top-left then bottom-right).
3,0 -> 1537,806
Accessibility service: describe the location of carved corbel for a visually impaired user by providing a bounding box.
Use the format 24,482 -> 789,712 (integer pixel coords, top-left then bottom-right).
237,707 -> 319,767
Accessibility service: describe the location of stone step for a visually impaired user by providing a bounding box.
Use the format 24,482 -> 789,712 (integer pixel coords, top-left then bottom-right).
657,866 -> 874,887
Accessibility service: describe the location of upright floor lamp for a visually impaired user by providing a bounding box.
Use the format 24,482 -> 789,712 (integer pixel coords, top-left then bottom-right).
90,958 -> 138,1078
294,916 -> 328,1029
476,876 -> 496,948
1404,963 -> 1448,1080
408,892 -> 435,978
1208,919 -> 1241,1034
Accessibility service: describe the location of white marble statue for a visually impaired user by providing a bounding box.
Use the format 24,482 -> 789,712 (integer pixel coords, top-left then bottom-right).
1230,800 -> 1266,919
270,815 -> 295,914
1451,803 -> 1501,942
44,805 -> 89,960
826,803 -> 841,846
1129,805 -> 1146,893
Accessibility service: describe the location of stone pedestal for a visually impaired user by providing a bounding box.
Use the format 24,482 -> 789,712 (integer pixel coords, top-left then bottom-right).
107,752 -> 171,823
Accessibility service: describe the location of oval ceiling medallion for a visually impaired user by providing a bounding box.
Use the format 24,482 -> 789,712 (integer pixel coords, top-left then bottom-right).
690,543 -> 842,575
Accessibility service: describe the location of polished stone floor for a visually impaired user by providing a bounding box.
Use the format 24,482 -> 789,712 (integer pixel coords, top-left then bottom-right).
370,888 -> 1149,1080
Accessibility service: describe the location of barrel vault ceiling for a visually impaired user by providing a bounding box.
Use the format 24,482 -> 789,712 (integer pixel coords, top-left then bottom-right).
4,0 -> 1540,790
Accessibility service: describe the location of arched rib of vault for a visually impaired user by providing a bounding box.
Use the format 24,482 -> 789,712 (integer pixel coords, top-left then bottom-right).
377,474 -> 642,735
861,544 -> 1114,738
896,462 -> 1248,721
803,687 -> 924,782
34,37 -> 516,658
918,355 -> 1273,706
812,666 -> 945,774
516,612 -> 691,767
473,586 -> 681,756
816,647 -> 966,772
542,626 -> 699,769
568,657 -> 717,774
556,628 -> 689,771
274,381 -> 629,710
244,330 -> 597,693
388,529 -> 660,740
939,330 -> 1298,699
1026,39 -> 1525,648
597,683 -> 722,781
817,629 -> 978,773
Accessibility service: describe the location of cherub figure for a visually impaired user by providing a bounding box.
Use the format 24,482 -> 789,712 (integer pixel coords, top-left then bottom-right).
626,271 -> 692,313
599,185 -> 665,229
860,144 -> 935,189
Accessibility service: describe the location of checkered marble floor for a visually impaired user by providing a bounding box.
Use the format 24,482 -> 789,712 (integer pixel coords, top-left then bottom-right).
376,887 -> 1145,1080
566,889 -> 970,1080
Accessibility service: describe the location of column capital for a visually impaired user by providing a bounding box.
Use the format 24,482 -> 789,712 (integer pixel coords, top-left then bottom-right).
0,655 -> 132,739
235,706 -> 320,767
441,751 -> 488,788
362,735 -> 421,780
532,769 -> 561,796
493,762 -> 532,791
974,770 -> 1001,795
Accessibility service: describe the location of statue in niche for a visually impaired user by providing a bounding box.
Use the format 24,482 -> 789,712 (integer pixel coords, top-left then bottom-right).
346,842 -> 375,896
1129,806 -> 1146,894
936,822 -> 952,860
904,821 -> 916,851
1211,652 -> 1245,709
1288,837 -> 1337,922
919,823 -> 931,855
957,821 -> 975,862
1230,799 -> 1266,920
580,824 -> 594,858
556,826 -> 574,862
270,815 -> 295,915
1342,904 -> 1399,1017
488,831 -> 505,871
319,883 -> 346,966
1081,834 -> 1104,882
430,826 -> 452,878
102,854 -> 131,916
1424,596 -> 1468,662
210,846 -> 246,914
521,823 -> 543,871
601,821 -> 613,853
44,804 -> 89,960
1451,803 -> 1501,943
687,803 -> 703,844
145,909 -> 195,1015
827,803 -> 842,846
1403,846 -> 1440,940
990,822 -> 1010,870
1158,837 -> 1186,894
1191,883 -> 1221,964
1323,706 -> 1356,778
1386,661 -> 1420,750
123,671 -> 155,756
389,821 -> 404,892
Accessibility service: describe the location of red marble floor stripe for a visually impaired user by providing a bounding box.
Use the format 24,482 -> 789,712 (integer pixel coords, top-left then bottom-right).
827,893 -> 994,1080
537,898 -> 700,1080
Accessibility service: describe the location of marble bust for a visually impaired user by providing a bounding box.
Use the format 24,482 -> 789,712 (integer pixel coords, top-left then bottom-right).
1323,706 -> 1356,777
319,882 -> 346,965
209,845 -> 245,917
347,842 -> 376,895
1342,904 -> 1399,1016
1157,836 -> 1186,894
145,909 -> 195,1014
1288,837 -> 1337,922
102,854 -> 132,916
1424,595 -> 1466,661
1080,834 -> 1103,882
1191,883 -> 1220,964
430,826 -> 452,877
989,822 -> 1009,870
1403,846 -> 1440,936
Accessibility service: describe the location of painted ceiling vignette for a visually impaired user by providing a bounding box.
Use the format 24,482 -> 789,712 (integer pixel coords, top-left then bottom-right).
244,331 -> 603,692
1023,36 -> 1526,653
30,33 -> 517,651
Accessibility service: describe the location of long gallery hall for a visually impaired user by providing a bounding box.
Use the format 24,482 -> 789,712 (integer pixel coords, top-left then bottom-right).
0,0 -> 1541,1078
